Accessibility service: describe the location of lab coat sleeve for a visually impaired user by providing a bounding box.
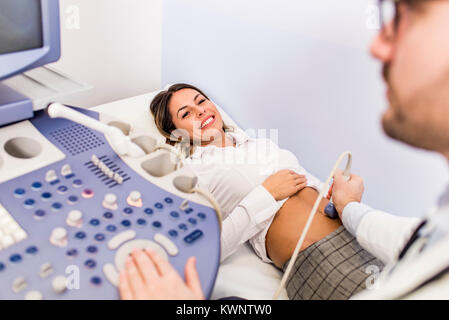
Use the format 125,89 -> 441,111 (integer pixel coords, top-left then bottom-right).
342,202 -> 423,265
220,185 -> 281,262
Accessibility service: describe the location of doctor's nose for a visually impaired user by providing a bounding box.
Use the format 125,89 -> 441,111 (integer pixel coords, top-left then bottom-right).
370,21 -> 395,63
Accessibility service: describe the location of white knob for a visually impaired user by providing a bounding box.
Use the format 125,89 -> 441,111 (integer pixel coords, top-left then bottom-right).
25,290 -> 43,300
45,170 -> 58,183
52,276 -> 67,294
104,194 -> 117,205
91,154 -> 99,165
67,210 -> 83,227
50,227 -> 67,247
61,164 -> 72,177
129,191 -> 141,202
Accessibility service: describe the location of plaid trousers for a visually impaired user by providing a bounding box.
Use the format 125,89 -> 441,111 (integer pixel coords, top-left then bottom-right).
282,226 -> 384,300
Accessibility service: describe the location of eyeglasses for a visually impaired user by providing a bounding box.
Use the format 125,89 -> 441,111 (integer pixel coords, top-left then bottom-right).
377,0 -> 424,39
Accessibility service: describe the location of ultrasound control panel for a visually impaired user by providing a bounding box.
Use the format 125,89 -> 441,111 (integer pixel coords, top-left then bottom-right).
0,107 -> 220,299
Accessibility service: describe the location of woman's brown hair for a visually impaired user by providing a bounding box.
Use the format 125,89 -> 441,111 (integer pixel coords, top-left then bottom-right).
150,83 -> 231,152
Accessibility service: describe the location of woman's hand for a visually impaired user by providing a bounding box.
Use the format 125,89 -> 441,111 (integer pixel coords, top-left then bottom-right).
262,169 -> 308,201
119,248 -> 205,300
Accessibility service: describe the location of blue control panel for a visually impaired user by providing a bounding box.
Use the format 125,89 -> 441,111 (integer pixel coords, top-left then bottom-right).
0,107 -> 220,299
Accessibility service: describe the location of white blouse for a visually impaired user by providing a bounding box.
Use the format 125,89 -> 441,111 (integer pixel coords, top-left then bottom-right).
184,128 -> 323,263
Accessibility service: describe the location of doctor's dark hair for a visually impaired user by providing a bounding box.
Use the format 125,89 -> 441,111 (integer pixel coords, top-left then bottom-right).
150,83 -> 230,147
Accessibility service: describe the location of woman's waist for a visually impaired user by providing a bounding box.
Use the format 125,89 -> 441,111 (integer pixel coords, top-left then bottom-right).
265,187 -> 342,268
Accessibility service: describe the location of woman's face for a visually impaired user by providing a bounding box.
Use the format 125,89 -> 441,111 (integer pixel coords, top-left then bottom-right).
168,88 -> 225,145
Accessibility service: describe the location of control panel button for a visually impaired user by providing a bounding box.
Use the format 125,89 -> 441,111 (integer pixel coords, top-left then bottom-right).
57,185 -> 68,194
45,170 -> 58,183
108,230 -> 136,250
23,199 -> 35,209
41,192 -> 52,201
87,245 -> 98,254
127,191 -> 142,208
90,276 -> 102,286
94,233 -> 105,242
31,182 -> 43,190
155,202 -> 163,209
51,202 -> 63,212
121,220 -> 131,227
168,230 -> 178,238
102,194 -> 118,210
25,246 -> 38,255
75,231 -> 86,239
61,164 -> 73,177
89,218 -> 100,226
123,207 -> 133,215
14,188 -> 26,198
72,179 -> 83,187
103,264 -> 119,287
81,189 -> 94,199
67,195 -> 79,205
184,230 -> 204,244
66,248 -> 78,258
34,209 -> 46,219
67,210 -> 83,228
50,227 -> 68,247
25,290 -> 43,300
106,225 -> 117,232
84,259 -> 97,269
40,263 -> 54,278
9,253 -> 22,263
152,221 -> 162,229
154,233 -> 179,256
12,277 -> 27,293
103,212 -> 114,220
52,276 -> 67,294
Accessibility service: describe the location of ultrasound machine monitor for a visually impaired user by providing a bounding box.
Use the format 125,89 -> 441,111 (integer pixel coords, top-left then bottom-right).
0,0 -> 61,126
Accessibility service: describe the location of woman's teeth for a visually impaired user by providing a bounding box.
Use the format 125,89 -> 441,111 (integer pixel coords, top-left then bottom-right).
201,117 -> 214,129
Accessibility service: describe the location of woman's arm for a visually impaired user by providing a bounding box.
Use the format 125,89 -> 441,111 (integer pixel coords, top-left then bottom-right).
220,170 -> 307,261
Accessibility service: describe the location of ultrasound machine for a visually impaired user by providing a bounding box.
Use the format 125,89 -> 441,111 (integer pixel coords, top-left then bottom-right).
0,0 -> 220,299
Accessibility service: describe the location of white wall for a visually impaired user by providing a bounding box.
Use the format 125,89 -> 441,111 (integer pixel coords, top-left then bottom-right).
50,0 -> 162,108
162,0 -> 448,218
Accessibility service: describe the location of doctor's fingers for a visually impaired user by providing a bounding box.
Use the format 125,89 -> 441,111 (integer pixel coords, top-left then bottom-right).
119,270 -> 134,300
145,248 -> 178,278
125,255 -> 148,299
131,248 -> 160,283
185,257 -> 205,299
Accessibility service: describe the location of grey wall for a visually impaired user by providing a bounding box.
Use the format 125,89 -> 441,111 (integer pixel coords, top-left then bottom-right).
162,0 -> 448,217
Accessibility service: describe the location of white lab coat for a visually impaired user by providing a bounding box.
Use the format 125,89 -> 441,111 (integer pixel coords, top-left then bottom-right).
349,203 -> 449,299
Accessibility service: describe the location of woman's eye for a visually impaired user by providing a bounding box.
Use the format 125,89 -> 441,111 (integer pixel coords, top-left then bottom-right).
182,111 -> 190,119
199,99 -> 206,104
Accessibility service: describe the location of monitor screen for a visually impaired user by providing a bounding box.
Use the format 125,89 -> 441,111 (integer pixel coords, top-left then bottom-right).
0,0 -> 44,55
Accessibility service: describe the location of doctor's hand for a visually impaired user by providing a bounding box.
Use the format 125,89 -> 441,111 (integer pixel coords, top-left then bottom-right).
262,170 -> 308,201
119,248 -> 205,300
332,169 -> 364,218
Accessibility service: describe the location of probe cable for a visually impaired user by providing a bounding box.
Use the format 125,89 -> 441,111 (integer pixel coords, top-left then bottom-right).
273,151 -> 352,300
